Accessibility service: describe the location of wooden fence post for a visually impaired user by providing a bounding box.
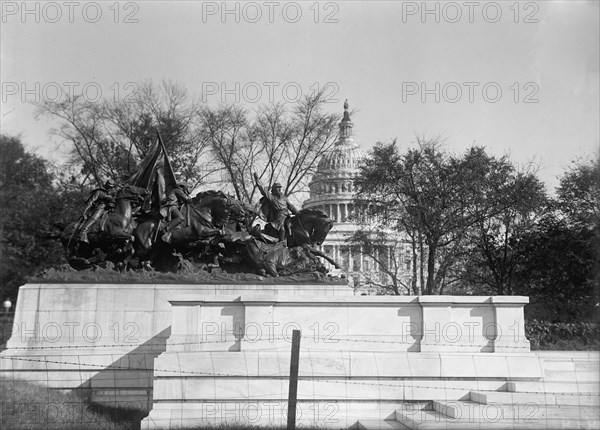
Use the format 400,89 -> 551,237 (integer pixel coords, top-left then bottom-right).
287,329 -> 301,430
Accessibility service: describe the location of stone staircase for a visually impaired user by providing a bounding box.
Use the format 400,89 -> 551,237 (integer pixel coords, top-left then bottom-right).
353,352 -> 600,430
355,390 -> 599,429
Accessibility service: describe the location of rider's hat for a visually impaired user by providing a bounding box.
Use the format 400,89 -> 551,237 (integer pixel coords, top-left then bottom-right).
271,182 -> 283,190
104,179 -> 116,188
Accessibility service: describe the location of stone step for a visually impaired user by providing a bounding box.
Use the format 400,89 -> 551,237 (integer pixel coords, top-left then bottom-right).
395,407 -> 600,429
434,400 -> 518,420
507,381 -> 600,393
470,390 -> 600,406
538,359 -> 599,382
433,400 -> 600,422
542,369 -> 600,382
355,419 -> 409,429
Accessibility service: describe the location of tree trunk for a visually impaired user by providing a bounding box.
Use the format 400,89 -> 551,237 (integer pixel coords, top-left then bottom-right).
411,237 -> 418,295
426,243 -> 437,295
419,231 -> 426,294
392,275 -> 400,295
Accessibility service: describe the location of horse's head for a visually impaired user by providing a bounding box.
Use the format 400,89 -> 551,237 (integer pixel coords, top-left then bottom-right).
190,191 -> 248,228
296,208 -> 333,246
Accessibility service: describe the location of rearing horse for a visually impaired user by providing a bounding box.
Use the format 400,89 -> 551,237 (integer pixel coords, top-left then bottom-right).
60,184 -> 147,266
131,190 -> 248,265
287,208 -> 339,269
246,208 -> 340,273
168,191 -> 243,244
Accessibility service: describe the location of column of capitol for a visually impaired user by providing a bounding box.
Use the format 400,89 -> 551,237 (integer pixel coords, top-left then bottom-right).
303,100 -> 411,293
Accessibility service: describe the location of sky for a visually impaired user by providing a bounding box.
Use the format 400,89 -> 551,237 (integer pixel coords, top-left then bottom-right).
1,0 -> 599,192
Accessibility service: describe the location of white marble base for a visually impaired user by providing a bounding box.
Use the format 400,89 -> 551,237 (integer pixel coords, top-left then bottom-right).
142,351 -> 600,429
1,284 -> 550,429
141,293 -> 538,428
0,282 -> 351,410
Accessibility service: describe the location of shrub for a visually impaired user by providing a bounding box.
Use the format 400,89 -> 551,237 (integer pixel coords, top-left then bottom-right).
525,319 -> 600,350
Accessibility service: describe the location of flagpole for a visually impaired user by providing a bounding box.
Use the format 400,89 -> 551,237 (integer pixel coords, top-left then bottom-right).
156,131 -> 177,187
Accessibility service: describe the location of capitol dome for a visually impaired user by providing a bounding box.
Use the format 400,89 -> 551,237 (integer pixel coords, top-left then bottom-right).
303,100 -> 368,287
316,143 -> 366,176
315,101 -> 366,174
305,100 -> 366,209
303,100 -> 412,293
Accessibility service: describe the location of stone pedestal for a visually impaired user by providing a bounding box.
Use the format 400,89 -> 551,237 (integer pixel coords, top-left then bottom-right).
0,282 -> 351,410
1,283 -> 539,428
141,294 -> 537,429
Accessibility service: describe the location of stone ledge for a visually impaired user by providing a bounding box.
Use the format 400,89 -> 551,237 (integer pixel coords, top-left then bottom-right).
151,351 -> 542,379
168,294 -> 529,305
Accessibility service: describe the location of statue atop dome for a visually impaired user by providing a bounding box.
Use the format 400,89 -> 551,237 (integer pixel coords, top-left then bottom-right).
339,100 -> 353,140
342,99 -> 351,123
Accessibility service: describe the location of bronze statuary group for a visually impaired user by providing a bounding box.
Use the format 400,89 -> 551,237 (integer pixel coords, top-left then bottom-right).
58,136 -> 340,278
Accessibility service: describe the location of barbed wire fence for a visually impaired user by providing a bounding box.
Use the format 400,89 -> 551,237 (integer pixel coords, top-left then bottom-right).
1,331 -> 598,429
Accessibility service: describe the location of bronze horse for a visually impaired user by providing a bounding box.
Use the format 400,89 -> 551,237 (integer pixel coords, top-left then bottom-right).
60,184 -> 148,268
242,241 -> 325,277
131,190 -> 248,268
287,208 -> 339,268
243,208 -> 340,276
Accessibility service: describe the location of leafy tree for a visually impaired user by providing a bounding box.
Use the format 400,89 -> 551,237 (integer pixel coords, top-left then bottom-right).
555,157 -> 599,228
517,215 -> 596,322
457,165 -> 548,295
349,227 -> 415,295
515,157 -> 599,322
0,135 -> 81,302
355,138 -> 541,295
351,140 -> 426,294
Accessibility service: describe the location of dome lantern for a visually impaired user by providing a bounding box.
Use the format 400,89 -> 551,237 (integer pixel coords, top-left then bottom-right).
305,99 -> 366,204
339,99 -> 353,141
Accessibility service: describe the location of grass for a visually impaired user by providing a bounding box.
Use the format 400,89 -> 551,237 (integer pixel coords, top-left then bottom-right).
0,378 -> 143,430
0,379 -> 331,430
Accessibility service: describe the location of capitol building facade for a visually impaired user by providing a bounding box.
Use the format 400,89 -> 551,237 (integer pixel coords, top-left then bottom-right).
303,102 -> 414,293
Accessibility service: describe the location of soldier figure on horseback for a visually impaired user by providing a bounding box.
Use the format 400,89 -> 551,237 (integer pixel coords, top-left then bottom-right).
161,182 -> 193,244
57,132 -> 340,275
253,173 -> 298,244
77,179 -> 120,243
